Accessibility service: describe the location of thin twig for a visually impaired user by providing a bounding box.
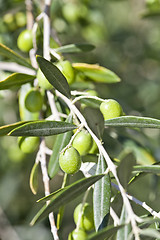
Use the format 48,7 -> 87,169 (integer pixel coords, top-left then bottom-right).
47,91 -> 61,121
0,62 -> 36,75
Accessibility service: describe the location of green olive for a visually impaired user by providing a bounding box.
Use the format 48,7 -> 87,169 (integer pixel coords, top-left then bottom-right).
15,12 -> 26,28
59,146 -> 81,174
89,140 -> 98,154
17,29 -> 33,52
74,203 -> 94,231
56,60 -> 75,85
100,99 -> 123,120
24,88 -> 43,113
68,229 -> 87,240
37,68 -> 53,90
18,136 -> 40,154
72,130 -> 93,156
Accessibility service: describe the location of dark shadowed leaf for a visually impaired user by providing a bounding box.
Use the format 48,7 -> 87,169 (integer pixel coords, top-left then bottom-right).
48,114 -> 73,178
36,56 -> 71,98
72,63 -> 121,83
93,154 -> 111,231
0,73 -> 36,90
29,162 -> 40,195
0,121 -> 31,136
117,153 -> 136,190
83,107 -> 104,139
9,120 -> 77,136
55,43 -> 95,53
30,174 -> 104,225
86,224 -> 124,240
105,116 -> 160,129
0,43 -> 33,68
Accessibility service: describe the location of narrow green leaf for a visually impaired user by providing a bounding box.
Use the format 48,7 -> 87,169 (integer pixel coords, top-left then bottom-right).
86,225 -> 124,240
30,174 -> 104,225
140,228 -> 160,238
36,56 -> 71,98
72,63 -> 121,83
70,81 -> 95,90
55,43 -> 95,53
0,43 -> 33,68
117,153 -> 136,190
29,162 -> 39,195
9,120 -> 77,136
133,165 -> 160,174
80,98 -> 101,109
0,73 -> 35,90
0,121 -> 31,136
83,107 -> 104,139
48,115 -> 73,178
93,155 -> 111,231
117,205 -> 131,240
105,116 -> 160,129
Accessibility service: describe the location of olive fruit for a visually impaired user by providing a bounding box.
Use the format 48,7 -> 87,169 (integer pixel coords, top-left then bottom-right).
89,140 -> 98,154
100,99 -> 123,120
37,68 -> 53,90
72,130 -> 92,156
24,88 -> 43,112
17,29 -> 33,52
56,60 -> 75,85
18,136 -> 40,153
85,90 -> 98,97
74,203 -> 94,231
15,12 -> 26,28
68,229 -> 87,240
59,146 -> 81,174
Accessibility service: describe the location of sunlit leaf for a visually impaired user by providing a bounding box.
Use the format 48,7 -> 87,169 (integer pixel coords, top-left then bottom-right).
105,116 -> 160,129
116,205 -> 131,240
72,63 -> 121,83
48,115 -> 73,178
0,43 -> 33,68
93,154 -> 111,231
0,73 -> 35,90
30,174 -> 104,225
55,43 -> 95,53
9,120 -> 77,136
29,162 -> 39,195
36,55 -> 71,98
133,165 -> 160,174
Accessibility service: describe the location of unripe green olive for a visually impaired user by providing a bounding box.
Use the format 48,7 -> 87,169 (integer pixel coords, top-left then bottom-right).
56,60 -> 75,85
3,13 -> 17,31
17,29 -> 33,52
59,146 -> 81,174
24,88 -> 43,113
68,229 -> 87,240
89,140 -> 98,154
72,130 -> 93,156
100,99 -> 123,120
15,12 -> 26,28
85,90 -> 98,97
74,203 -> 94,231
18,136 -> 40,153
37,68 -> 53,90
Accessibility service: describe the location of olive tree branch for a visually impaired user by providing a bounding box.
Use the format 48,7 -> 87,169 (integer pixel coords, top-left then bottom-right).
56,90 -> 141,240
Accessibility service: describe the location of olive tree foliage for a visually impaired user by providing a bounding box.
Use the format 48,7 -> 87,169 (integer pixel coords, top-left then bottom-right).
0,0 -> 160,239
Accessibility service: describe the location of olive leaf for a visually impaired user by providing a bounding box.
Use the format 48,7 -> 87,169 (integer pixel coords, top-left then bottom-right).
55,43 -> 95,53
0,43 -> 33,68
72,63 -> 121,83
0,73 -> 36,90
36,56 -> 71,98
30,174 -> 104,225
0,121 -> 31,136
9,120 -> 77,136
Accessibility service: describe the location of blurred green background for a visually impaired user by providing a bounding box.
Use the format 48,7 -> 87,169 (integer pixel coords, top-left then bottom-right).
0,0 -> 160,239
